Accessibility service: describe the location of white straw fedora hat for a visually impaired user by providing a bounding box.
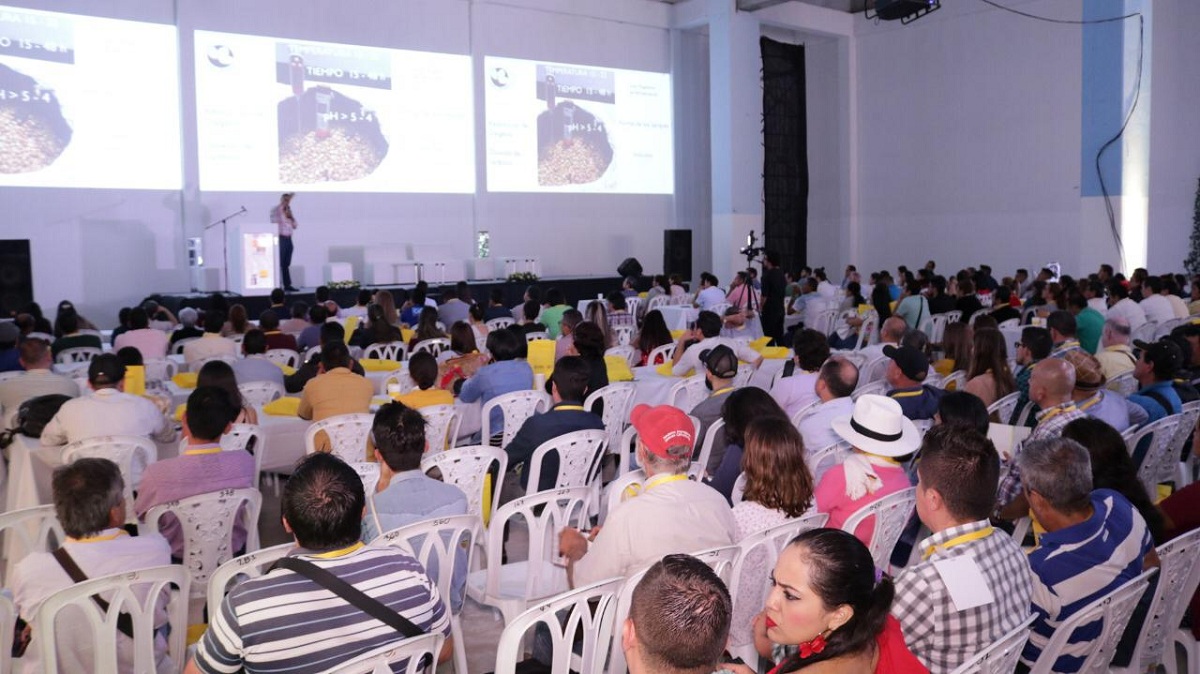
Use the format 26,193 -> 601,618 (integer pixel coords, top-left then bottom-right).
831,394 -> 921,458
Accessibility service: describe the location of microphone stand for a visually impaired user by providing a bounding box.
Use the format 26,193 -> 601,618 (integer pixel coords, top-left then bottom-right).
205,207 -> 248,293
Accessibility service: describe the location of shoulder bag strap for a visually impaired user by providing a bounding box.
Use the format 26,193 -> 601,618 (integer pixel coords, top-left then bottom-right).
52,548 -> 136,638
271,556 -> 425,638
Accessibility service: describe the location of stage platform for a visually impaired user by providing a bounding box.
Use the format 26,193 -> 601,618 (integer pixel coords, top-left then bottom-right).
149,276 -> 626,317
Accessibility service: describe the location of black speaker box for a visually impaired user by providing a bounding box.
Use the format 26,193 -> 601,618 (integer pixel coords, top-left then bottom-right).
663,229 -> 692,280
617,258 -> 643,278
0,240 -> 32,316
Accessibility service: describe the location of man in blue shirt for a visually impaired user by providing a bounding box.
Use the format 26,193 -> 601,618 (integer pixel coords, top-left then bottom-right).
1127,338 -> 1183,424
458,327 -> 534,441
884,344 -> 943,421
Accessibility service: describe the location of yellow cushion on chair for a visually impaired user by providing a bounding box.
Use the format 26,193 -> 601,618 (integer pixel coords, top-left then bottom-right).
527,339 -> 556,378
172,372 -> 198,389
359,358 -> 402,372
605,355 -> 635,382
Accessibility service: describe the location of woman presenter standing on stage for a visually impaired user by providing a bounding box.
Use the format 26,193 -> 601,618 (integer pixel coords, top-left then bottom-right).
271,192 -> 298,291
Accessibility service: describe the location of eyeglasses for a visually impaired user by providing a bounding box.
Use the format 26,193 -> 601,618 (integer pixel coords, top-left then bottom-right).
1014,342 -> 1025,349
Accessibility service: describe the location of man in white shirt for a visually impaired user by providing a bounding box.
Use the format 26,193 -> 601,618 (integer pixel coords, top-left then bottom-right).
182,310 -> 239,368
0,338 -> 80,427
798,357 -> 858,478
1106,281 -> 1147,332
41,353 -> 174,447
1082,279 -> 1108,316
1138,276 -> 1175,324
694,272 -> 726,311
770,328 -> 828,419
12,457 -> 173,674
671,311 -> 762,376
859,316 -> 907,363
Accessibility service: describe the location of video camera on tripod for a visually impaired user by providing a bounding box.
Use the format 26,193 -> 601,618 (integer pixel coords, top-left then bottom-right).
739,231 -> 764,263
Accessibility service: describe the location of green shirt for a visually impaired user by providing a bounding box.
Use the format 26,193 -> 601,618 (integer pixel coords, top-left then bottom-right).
1075,307 -> 1105,354
540,303 -> 570,339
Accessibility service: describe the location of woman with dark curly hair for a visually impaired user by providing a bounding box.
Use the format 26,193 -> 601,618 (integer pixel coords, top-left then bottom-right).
706,387 -> 789,500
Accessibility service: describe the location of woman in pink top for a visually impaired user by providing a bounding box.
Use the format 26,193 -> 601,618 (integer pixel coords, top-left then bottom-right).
814,395 -> 918,545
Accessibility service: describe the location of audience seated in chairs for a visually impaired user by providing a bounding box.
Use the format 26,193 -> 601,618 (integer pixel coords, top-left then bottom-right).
1127,337 -> 1184,424
50,308 -> 102,359
882,345 -> 943,421
13,457 -> 172,673
623,554 -> 733,674
458,328 -> 534,441
257,309 -> 299,353
963,328 -> 1016,408
41,353 -> 174,446
0,337 -> 79,426
169,307 -> 204,346
635,310 -> 674,367
297,341 -> 374,453
554,308 -> 583,363
392,352 -> 454,410
185,453 -> 453,674
688,345 -> 739,451
135,386 -> 256,560
567,322 -> 610,411
0,321 -> 22,372
285,321 -> 365,393
279,301 -> 310,335
348,303 -> 402,349
1009,325 -> 1053,426
671,311 -> 762,377
437,281 -> 473,328
408,306 -> 447,351
1060,349 -> 1142,433
232,329 -> 286,388
708,388 -> 789,500
295,305 -> 330,353
198,359 -> 258,425
797,357 -> 858,457
113,307 -> 169,360
183,310 -> 238,368
484,287 -> 514,322
770,328 -> 829,420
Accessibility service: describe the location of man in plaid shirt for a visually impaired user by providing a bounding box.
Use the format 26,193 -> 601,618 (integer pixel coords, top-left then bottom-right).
892,425 -> 1033,674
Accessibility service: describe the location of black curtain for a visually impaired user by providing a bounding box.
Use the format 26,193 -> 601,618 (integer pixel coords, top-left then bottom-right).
760,37 -> 809,272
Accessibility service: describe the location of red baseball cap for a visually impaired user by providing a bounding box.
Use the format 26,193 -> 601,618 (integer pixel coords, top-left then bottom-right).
630,404 -> 694,459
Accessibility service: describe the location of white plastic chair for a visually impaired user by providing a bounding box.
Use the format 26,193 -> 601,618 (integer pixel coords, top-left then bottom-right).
191,354 -> 237,373
238,380 -> 284,408
34,564 -> 189,674
264,348 -> 300,368
647,342 -> 675,366
1123,415 -> 1183,497
929,314 -> 951,346
695,419 -> 726,473
668,374 -> 708,412
605,344 -> 637,367
524,429 -> 609,495
349,461 -> 381,495
486,317 -> 514,331
55,346 -> 103,364
601,463 -> 707,521
585,382 -> 636,457
62,435 -> 156,524
221,423 -> 265,485
949,614 -> 1035,674
968,308 -> 991,326
1107,371 -> 1138,398
840,487 -> 917,571
363,341 -> 407,362
853,311 -> 880,351
0,592 -> 14,674
144,487 -> 262,599
304,412 -> 375,463
524,331 -> 550,342
732,363 -> 755,389
987,391 -> 1022,422
205,542 -> 292,621
171,338 -> 199,355
1110,528 -> 1200,674
611,325 -> 634,347
809,308 -> 840,336
1177,400 -> 1200,488
726,514 -> 830,664
1154,317 -> 1187,341
421,445 -> 508,526
420,404 -> 461,453
323,632 -> 446,674
941,370 -> 968,391
851,379 -> 890,401
142,358 -> 178,382
789,399 -> 823,429
1131,320 -> 1159,346
0,504 -> 65,586
646,295 -> 670,313
807,441 -> 850,483
858,356 -> 890,386
304,345 -> 322,362
465,486 -> 591,625
1028,569 -> 1156,674
380,367 -> 416,396
481,390 -> 551,449
371,514 -> 479,674
493,578 -> 623,674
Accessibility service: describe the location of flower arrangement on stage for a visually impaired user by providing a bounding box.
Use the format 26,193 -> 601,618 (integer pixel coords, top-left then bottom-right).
327,280 -> 361,290
507,271 -> 540,283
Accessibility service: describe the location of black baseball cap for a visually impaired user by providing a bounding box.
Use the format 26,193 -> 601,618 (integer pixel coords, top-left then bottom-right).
701,344 -> 739,380
883,344 -> 929,381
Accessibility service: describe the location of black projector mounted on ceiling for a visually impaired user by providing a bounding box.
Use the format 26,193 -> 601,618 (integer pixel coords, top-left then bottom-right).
865,0 -> 941,24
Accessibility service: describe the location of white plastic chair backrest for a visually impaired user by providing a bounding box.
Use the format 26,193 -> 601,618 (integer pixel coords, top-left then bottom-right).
349,461 -> 381,495
696,419 -> 726,474
855,312 -> 880,351
1122,415 -> 1181,497
26,331 -> 54,343
304,413 -> 375,463
221,423 -> 264,484
646,295 -> 669,312
481,487 -> 591,600
1108,371 -> 1139,398
987,391 -> 1022,421
493,577 -> 622,674
807,441 -> 850,482
304,345 -> 322,362
997,318 -> 1019,330
602,463 -> 706,520
612,325 -> 634,347
524,429 -> 609,493
192,354 -> 237,373
731,473 -> 747,504
941,370 -> 968,391
851,380 -> 890,401
363,341 -> 407,361
145,487 -> 262,598
647,343 -> 675,366
322,632 -> 446,674
0,592 -> 13,674
1120,528 -> 1200,672
732,363 -> 755,389
370,513 -> 479,616
62,435 -> 155,520
1131,320 -> 1158,345
968,309 -> 990,326
605,345 -> 637,367
859,357 -> 890,386
668,374 -> 709,412
727,513 -> 830,628
1028,569 -> 1156,674
1171,402 -> 1200,463
790,399 -> 823,429
486,317 -> 514,331
205,542 -> 292,620
143,358 -> 178,382
948,614 -> 1035,674
1153,317 -> 1185,341
928,314 -> 950,346
0,505 -> 65,586
585,382 -> 636,453
264,348 -> 300,368
616,424 -> 641,476
380,368 -> 416,396
924,372 -> 944,389
840,487 -> 917,570
56,346 -> 102,364
420,404 -> 461,453
944,310 -> 963,323
35,564 -> 189,674
238,380 -> 284,407
525,331 -> 551,342
626,297 -> 642,317
172,337 -> 199,355
481,390 -> 551,449
421,445 -> 508,524
411,338 -> 451,358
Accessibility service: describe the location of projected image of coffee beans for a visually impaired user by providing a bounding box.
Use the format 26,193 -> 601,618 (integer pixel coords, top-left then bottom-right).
537,138 -> 606,186
278,127 -> 383,183
0,107 -> 68,174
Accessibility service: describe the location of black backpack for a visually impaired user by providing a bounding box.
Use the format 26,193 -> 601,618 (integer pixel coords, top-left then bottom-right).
0,393 -> 72,449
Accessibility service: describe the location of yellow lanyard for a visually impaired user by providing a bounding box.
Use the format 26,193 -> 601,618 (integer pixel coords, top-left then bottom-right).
922,526 -> 994,561
184,443 -> 223,456
710,387 -> 734,397
622,473 -> 689,500
555,405 -> 586,412
69,530 -> 128,544
890,389 -> 923,398
1077,393 -> 1103,413
310,542 -> 365,559
1037,403 -> 1077,423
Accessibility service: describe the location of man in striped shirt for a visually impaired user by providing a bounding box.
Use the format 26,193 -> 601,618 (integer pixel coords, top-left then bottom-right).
187,453 -> 452,674
1017,437 -> 1153,673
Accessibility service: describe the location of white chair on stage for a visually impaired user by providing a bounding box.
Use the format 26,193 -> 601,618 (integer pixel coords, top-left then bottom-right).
55,346 -> 103,364
206,542 -> 293,620
34,565 -> 189,674
363,341 -> 408,362
304,413 -> 375,463
492,578 -> 623,674
647,343 -> 675,366
371,514 -> 479,674
948,615 -> 1034,674
0,504 -> 65,586
481,390 -> 551,448
523,429 -> 609,493
1110,528 -> 1200,674
585,382 -> 636,458
264,348 -> 301,368
62,436 -> 156,524
840,487 -> 917,572
668,375 -> 708,412
466,487 -> 592,626
1027,569 -> 1156,674
324,633 -> 446,674
348,461 -> 381,495
238,381 -> 284,408
421,446 -> 508,527
144,487 -> 262,601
